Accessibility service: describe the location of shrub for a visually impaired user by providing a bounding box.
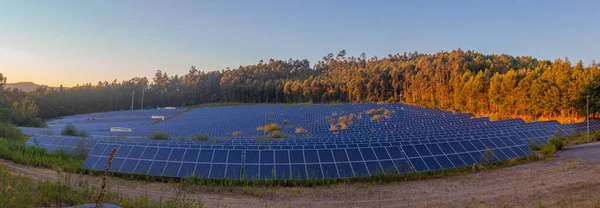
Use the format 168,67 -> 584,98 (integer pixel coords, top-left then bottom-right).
282,120 -> 289,125
267,131 -> 288,139
193,134 -> 210,141
348,113 -> 356,122
547,137 -> 567,151
0,122 -> 26,140
295,127 -> 307,134
232,131 -> 243,136
540,144 -> 557,158
329,124 -> 338,131
338,116 -> 347,124
371,115 -> 382,121
148,132 -> 170,140
339,122 -> 348,130
256,123 -> 281,132
383,109 -> 395,115
527,141 -> 542,151
61,124 -> 88,137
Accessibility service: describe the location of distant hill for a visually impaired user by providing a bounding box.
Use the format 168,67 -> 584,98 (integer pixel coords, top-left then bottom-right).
5,82 -> 44,92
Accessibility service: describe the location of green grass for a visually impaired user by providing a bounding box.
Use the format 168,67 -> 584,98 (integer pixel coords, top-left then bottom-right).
0,164 -> 202,207
0,138 -> 85,173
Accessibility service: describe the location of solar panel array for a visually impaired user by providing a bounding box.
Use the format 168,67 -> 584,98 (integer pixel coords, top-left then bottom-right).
24,103 -> 600,180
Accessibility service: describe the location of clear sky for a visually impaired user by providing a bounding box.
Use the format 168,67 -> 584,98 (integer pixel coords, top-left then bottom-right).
1,0 -> 599,87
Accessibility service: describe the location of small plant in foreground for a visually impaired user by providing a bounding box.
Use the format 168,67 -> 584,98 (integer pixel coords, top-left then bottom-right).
96,147 -> 117,208
232,131 -> 243,136
148,132 -> 170,140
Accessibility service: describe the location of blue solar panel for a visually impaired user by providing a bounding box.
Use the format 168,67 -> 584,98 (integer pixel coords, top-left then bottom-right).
68,103 -> 577,180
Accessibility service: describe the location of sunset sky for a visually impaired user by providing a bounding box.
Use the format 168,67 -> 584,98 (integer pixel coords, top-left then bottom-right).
1,0 -> 599,87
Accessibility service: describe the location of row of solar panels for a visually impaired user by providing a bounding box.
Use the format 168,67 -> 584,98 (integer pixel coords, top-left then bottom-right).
25,129 -> 546,154
80,139 -> 530,180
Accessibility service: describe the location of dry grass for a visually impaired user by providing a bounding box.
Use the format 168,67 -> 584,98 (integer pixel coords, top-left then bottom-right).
256,123 -> 281,132
232,131 -> 243,136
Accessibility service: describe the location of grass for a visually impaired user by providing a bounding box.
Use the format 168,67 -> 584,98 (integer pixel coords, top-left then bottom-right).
232,131 -> 243,137
148,132 -> 170,140
0,137 -> 85,173
0,164 -> 202,207
61,124 -> 88,137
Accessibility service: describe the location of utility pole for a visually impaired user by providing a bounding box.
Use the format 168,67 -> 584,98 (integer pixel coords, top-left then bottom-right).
587,95 -> 590,142
131,90 -> 135,111
140,89 -> 145,110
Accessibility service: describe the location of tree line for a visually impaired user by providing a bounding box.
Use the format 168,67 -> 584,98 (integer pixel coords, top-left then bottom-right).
4,49 -> 600,124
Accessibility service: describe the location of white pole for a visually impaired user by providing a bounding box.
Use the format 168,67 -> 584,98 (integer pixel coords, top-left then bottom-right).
131,90 -> 135,111
587,95 -> 590,142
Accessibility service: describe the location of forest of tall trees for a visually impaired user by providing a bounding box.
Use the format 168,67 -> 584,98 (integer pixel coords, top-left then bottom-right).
3,49 -> 600,124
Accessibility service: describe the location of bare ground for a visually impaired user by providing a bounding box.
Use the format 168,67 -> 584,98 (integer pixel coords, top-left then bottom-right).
2,158 -> 600,208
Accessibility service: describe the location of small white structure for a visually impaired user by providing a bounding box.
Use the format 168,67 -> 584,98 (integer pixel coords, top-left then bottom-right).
164,107 -> 176,110
110,127 -> 133,132
151,115 -> 165,121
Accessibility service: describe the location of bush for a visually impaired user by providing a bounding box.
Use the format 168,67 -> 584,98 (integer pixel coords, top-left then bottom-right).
61,124 -> 88,137
267,131 -> 288,139
540,144 -> 557,158
329,124 -> 338,131
148,132 -> 170,140
232,131 -> 243,136
0,122 -> 26,140
339,122 -> 348,130
295,127 -> 307,134
547,137 -> 567,151
371,115 -> 382,121
256,123 -> 281,132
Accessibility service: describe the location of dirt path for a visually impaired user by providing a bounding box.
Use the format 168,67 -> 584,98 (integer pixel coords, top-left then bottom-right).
3,158 -> 600,207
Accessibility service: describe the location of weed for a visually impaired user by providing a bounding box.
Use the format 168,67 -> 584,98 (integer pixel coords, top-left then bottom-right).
39,128 -> 54,135
148,132 -> 170,140
193,134 -> 210,141
371,115 -> 382,121
96,148 -> 117,208
283,120 -> 289,125
0,137 -> 84,172
329,124 -> 339,131
540,144 -> 557,158
257,123 -> 281,132
295,127 -> 307,134
232,131 -> 243,136
0,122 -> 26,140
339,122 -> 348,130
61,124 -> 88,137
